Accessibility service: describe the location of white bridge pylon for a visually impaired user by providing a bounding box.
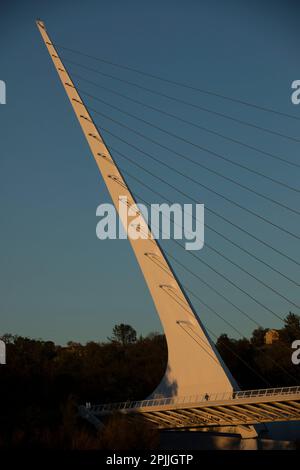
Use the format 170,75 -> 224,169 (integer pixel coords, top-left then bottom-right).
36,20 -> 238,399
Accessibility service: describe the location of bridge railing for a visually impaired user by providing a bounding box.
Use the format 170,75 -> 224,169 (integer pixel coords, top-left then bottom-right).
89,385 -> 300,414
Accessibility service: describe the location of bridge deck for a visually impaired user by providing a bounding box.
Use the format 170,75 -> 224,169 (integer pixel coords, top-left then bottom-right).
87,386 -> 300,429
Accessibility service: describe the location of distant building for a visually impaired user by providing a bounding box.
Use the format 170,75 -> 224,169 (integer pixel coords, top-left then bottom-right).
264,329 -> 280,345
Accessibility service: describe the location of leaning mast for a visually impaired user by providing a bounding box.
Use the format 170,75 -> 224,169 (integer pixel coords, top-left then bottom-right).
36,20 -> 236,398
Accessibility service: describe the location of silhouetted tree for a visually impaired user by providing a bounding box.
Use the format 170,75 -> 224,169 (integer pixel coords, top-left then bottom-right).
281,312 -> 300,343
99,413 -> 159,450
109,324 -> 137,346
1,313 -> 299,449
251,327 -> 267,347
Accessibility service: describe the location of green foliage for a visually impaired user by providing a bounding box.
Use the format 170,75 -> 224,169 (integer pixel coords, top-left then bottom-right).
108,323 -> 137,346
0,313 -> 299,449
251,327 -> 267,347
99,413 -> 159,450
281,312 -> 300,342
0,329 -> 166,449
216,313 -> 300,389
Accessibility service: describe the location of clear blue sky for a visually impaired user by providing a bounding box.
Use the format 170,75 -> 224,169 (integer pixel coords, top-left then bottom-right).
1,0 -> 299,344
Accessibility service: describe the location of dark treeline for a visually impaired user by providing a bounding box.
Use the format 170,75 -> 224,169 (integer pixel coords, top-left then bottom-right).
0,314 -> 299,449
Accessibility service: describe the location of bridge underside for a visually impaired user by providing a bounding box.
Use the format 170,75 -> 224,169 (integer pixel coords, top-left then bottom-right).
135,396 -> 300,431
86,388 -> 300,438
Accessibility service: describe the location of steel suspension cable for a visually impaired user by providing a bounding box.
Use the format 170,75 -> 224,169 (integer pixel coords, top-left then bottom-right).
77,90 -> 300,216
59,55 -> 300,144
109,144 -> 300,288
177,322 -> 271,387
118,167 -> 299,317
117,189 -> 297,384
110,144 -> 300,297
92,120 -> 300,268
81,101 -> 300,242
52,42 -> 300,123
70,71 -> 300,170
78,88 -> 300,195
